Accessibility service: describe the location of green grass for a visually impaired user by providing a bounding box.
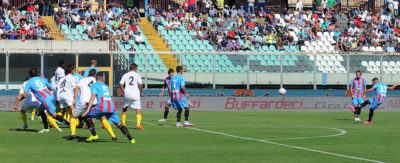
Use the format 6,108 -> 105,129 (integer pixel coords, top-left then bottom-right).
1,111 -> 400,162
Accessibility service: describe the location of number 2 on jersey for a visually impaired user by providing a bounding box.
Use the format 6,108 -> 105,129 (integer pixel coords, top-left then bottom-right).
128,76 -> 134,85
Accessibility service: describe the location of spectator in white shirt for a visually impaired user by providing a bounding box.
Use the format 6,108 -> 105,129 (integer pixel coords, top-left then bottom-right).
394,0 -> 399,17
296,0 -> 303,11
172,19 -> 181,30
135,32 -> 144,44
165,19 -> 173,30
387,42 -> 395,53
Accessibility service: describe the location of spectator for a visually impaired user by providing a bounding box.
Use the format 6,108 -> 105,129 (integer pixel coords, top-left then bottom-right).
243,37 -> 252,50
194,28 -> 203,39
248,0 -> 255,14
189,0 -> 195,12
387,42 -> 395,53
135,32 -> 144,44
219,37 -> 228,51
395,42 -> 400,52
71,12 -> 80,28
276,37 -> 284,51
350,40 -> 360,52
296,0 -> 303,11
201,18 -> 208,31
173,18 -> 181,30
165,19 -> 173,30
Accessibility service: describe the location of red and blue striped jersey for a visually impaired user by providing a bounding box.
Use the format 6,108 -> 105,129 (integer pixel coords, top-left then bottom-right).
24,76 -> 53,101
170,74 -> 187,102
91,82 -> 116,113
350,77 -> 366,98
373,82 -> 388,103
164,76 -> 172,91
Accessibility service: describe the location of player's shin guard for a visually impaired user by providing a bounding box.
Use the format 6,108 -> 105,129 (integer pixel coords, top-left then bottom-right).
70,117 -> 78,136
55,115 -> 70,125
84,117 -> 96,136
184,108 -> 190,121
368,109 -> 374,122
121,114 -> 126,126
118,124 -> 133,140
47,115 -> 61,130
177,109 -> 182,122
41,112 -> 48,129
164,107 -> 169,119
101,119 -> 116,138
21,111 -> 27,125
136,114 -> 142,126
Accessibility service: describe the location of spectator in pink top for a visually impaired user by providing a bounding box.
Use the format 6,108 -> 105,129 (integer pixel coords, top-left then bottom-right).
189,0 -> 196,12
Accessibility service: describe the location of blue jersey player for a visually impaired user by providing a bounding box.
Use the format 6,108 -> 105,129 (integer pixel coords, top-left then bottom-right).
23,68 -> 70,133
83,59 -> 100,77
82,72 -> 135,144
158,68 -> 174,122
169,66 -> 194,127
348,71 -> 367,121
354,77 -> 397,124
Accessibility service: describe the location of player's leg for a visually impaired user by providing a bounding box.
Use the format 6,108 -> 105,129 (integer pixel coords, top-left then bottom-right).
364,102 -> 379,124
159,100 -> 171,122
107,112 -> 134,143
184,107 -> 194,126
31,108 -> 36,121
176,108 -> 183,127
136,109 -> 143,130
100,116 -> 117,140
121,99 -> 130,126
20,110 -> 28,130
39,109 -> 49,131
83,116 -> 98,141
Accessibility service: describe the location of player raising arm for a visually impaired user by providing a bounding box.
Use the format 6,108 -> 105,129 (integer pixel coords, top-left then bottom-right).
169,66 -> 194,127
23,68 -> 70,133
158,68 -> 174,122
352,77 -> 397,124
119,64 -> 144,130
82,72 -> 135,144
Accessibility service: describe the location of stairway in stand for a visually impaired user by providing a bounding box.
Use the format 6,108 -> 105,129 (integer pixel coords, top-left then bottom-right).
138,19 -> 179,70
42,16 -> 64,40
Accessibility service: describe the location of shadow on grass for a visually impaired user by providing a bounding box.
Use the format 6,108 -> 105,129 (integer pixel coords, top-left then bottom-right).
334,118 -> 354,121
9,128 -> 40,132
61,136 -> 126,144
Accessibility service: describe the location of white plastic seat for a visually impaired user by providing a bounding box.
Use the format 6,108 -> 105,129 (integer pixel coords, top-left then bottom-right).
311,41 -> 317,46
376,46 -> 383,52
382,61 -> 389,67
317,41 -> 324,46
389,61 -> 396,67
362,46 -> 369,51
304,41 -> 311,46
316,55 -> 323,61
369,46 -> 376,52
361,61 -> 369,67
337,55 -> 344,61
323,32 -> 330,37
321,46 -> 328,52
328,46 -> 335,52
375,61 -> 381,66
301,46 -> 308,52
368,61 -> 375,67
314,46 -> 322,52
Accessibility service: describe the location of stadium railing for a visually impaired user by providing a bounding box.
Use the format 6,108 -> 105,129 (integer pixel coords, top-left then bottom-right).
1,50 -> 399,95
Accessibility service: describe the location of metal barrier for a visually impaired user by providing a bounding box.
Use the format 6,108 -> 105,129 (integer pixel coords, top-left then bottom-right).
1,50 -> 400,94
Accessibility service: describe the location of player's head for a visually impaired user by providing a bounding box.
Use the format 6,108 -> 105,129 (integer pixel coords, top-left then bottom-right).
356,71 -> 362,78
130,63 -> 138,71
28,68 -> 38,77
372,77 -> 379,84
66,64 -> 75,74
90,59 -> 97,66
89,69 -> 97,77
96,72 -> 105,82
168,68 -> 174,77
176,66 -> 183,74
59,60 -> 65,68
40,74 -> 45,78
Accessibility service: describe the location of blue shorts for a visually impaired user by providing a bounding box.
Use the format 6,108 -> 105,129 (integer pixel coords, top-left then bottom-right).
352,98 -> 363,106
42,97 -> 56,114
369,97 -> 382,110
172,99 -> 189,110
88,106 -> 120,124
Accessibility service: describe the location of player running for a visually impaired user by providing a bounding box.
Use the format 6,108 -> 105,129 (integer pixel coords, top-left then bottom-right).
57,64 -> 77,122
170,66 -> 194,127
119,64 -> 144,129
82,72 -> 135,144
23,68 -> 70,133
14,77 -> 43,131
350,78 -> 398,124
158,68 -> 174,122
348,71 -> 366,121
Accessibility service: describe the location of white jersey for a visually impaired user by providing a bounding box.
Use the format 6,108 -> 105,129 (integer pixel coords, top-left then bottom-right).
119,71 -> 142,100
19,81 -> 39,103
55,67 -> 65,84
50,76 -> 57,90
77,76 -> 97,104
57,74 -> 77,97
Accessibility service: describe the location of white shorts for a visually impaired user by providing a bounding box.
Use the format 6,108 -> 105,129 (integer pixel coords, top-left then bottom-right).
22,100 -> 41,112
59,95 -> 74,109
73,102 -> 87,117
123,99 -> 141,110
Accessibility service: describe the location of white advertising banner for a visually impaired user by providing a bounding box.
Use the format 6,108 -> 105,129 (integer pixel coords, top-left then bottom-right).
2,96 -> 400,111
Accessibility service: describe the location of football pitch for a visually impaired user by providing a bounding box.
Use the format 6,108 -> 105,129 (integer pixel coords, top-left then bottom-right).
1,111 -> 400,163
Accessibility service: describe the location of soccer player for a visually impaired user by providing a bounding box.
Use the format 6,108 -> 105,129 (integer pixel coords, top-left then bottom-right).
352,78 -> 398,124
158,68 -> 174,122
57,64 -> 77,121
55,61 -> 66,84
169,66 -> 194,127
348,71 -> 366,121
73,70 -> 83,125
82,72 -> 135,144
13,77 -> 42,130
119,63 -> 144,129
23,68 -> 70,132
84,59 -> 100,77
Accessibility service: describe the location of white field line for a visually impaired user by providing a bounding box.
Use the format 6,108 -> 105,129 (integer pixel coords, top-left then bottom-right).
129,120 -> 385,163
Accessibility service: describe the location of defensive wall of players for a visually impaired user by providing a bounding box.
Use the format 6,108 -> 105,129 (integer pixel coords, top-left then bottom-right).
2,96 -> 400,111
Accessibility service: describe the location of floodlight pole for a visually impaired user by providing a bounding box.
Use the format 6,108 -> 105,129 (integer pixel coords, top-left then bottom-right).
40,51 -> 44,75
213,53 -> 216,89
246,54 -> 250,89
313,52 -> 316,90
380,54 -> 383,82
5,51 -> 9,90
280,52 -> 283,89
145,54 -> 148,89
346,52 -> 350,90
